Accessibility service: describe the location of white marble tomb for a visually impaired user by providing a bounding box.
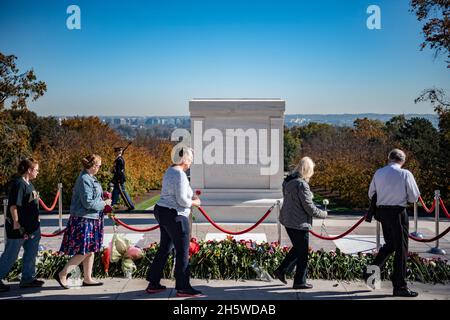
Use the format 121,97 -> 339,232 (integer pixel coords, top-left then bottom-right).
189,98 -> 285,222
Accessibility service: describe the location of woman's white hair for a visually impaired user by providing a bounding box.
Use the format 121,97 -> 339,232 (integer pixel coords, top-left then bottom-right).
294,156 -> 315,182
172,147 -> 194,165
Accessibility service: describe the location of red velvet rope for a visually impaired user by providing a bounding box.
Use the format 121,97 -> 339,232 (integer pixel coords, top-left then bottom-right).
308,215 -> 367,240
409,226 -> 450,243
418,196 -> 435,214
439,198 -> 450,219
41,228 -> 66,237
196,204 -> 275,235
111,216 -> 160,232
38,190 -> 60,212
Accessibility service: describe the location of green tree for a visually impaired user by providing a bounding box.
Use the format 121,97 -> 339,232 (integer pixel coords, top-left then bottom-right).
0,112 -> 31,191
284,127 -> 301,171
0,53 -> 47,110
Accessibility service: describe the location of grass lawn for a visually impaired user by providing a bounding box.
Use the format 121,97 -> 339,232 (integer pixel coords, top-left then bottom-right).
312,191 -> 353,213
135,194 -> 160,210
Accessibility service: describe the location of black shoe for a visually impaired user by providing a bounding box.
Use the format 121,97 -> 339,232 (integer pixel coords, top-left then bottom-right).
0,281 -> 10,292
19,279 -> 44,288
273,269 -> 287,285
54,272 -> 70,289
176,287 -> 205,297
82,281 -> 104,287
293,283 -> 313,289
145,283 -> 167,294
393,287 -> 419,297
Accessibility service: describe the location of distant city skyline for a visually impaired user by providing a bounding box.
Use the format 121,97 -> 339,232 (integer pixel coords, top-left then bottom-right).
1,1 -> 448,116
54,113 -> 440,129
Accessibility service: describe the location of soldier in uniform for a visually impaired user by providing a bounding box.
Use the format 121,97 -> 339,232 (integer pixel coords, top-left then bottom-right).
111,146 -> 135,210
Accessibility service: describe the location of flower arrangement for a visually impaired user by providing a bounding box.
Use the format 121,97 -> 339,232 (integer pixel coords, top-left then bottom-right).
5,238 -> 450,283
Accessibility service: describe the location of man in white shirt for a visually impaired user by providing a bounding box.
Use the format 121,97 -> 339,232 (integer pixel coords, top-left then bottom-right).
367,149 -> 420,297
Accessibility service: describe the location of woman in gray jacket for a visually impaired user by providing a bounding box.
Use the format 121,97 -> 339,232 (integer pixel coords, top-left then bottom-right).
274,157 -> 327,289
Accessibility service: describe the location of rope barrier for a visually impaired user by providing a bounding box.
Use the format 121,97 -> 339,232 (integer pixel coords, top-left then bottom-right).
196,204 -> 275,235
110,216 -> 160,232
418,196 -> 435,214
38,190 -> 60,212
41,228 -> 66,237
439,198 -> 450,219
409,226 -> 450,243
308,215 -> 367,240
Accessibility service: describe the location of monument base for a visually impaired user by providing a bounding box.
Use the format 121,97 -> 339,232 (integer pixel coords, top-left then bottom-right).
193,189 -> 282,223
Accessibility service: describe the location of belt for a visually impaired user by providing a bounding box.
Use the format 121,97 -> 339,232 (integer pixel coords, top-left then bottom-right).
377,205 -> 406,209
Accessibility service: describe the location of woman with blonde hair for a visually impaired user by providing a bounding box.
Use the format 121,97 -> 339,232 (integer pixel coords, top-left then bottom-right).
55,154 -> 111,289
145,147 -> 203,297
274,156 -> 327,289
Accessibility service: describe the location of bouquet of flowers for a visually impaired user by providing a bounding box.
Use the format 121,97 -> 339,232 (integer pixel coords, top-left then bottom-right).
109,234 -> 143,277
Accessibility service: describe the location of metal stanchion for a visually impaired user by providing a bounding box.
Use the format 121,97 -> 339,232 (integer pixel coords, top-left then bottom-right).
276,200 -> 281,245
428,190 -> 446,255
2,199 -> 8,252
58,183 -> 63,231
410,201 -> 423,239
376,221 -> 381,252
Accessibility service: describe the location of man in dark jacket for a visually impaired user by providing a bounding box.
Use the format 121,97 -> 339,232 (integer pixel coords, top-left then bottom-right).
111,147 -> 135,210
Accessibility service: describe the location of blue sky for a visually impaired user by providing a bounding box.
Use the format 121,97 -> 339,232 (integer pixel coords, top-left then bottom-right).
0,0 -> 448,116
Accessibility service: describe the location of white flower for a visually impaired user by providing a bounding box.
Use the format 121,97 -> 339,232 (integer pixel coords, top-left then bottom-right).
323,199 -> 329,206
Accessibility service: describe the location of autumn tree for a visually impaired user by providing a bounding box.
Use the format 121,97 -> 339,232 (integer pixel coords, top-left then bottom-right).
410,0 -> 450,67
0,53 -> 47,110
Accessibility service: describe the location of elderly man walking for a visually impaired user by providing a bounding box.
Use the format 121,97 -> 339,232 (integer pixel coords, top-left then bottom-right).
367,149 -> 420,297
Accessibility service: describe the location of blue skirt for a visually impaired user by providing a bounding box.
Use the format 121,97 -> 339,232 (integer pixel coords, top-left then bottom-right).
59,212 -> 104,256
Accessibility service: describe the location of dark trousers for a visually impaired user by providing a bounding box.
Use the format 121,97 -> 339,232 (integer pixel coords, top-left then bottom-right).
111,182 -> 135,209
277,227 -> 309,285
372,206 -> 409,289
147,205 -> 191,290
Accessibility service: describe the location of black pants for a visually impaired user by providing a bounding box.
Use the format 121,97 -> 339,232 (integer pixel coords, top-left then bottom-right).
146,205 -> 191,290
373,206 -> 409,289
277,227 -> 309,285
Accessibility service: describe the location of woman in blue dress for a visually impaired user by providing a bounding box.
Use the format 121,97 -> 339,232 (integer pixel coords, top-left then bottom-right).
55,154 -> 111,289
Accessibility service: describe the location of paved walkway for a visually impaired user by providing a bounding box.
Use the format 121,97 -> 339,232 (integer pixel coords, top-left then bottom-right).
0,278 -> 449,300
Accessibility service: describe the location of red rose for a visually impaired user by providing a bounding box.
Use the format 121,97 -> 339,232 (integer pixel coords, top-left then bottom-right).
189,238 -> 200,257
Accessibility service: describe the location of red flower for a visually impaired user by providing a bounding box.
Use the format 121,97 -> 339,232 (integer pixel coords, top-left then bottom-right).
195,190 -> 202,196
189,238 -> 200,257
103,191 -> 112,200
102,248 -> 111,274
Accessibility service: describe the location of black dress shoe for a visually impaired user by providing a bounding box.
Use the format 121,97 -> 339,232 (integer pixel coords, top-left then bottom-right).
273,269 -> 287,285
82,281 -> 104,287
293,283 -> 313,289
393,287 -> 418,297
20,279 -> 45,288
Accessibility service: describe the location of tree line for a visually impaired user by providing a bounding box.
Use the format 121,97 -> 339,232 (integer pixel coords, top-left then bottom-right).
284,106 -> 450,209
